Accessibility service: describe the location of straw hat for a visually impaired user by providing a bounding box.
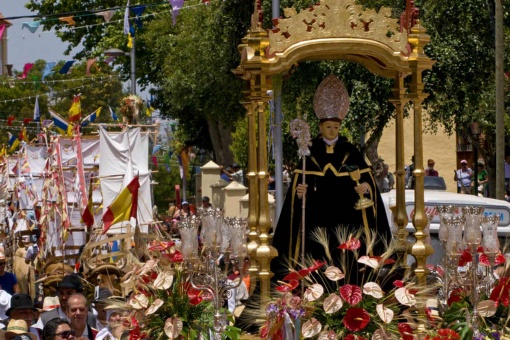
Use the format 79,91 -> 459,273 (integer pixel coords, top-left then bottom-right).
37,296 -> 60,313
0,320 -> 36,340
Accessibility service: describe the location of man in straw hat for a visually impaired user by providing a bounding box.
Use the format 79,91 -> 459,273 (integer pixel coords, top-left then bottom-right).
0,320 -> 36,340
33,297 -> 60,329
272,75 -> 391,285
2,294 -> 39,340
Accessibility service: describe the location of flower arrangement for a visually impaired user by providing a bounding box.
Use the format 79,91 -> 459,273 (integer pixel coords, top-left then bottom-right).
119,94 -> 143,124
261,229 -> 435,339
108,240 -> 241,340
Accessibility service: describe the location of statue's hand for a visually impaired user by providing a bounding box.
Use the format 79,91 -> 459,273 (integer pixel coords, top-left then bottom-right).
355,182 -> 369,195
296,184 -> 307,199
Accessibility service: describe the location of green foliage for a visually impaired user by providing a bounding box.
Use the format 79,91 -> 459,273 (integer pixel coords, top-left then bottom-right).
151,164 -> 181,209
0,59 -> 125,145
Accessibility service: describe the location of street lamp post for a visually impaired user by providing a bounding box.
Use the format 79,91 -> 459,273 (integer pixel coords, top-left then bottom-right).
104,39 -> 136,95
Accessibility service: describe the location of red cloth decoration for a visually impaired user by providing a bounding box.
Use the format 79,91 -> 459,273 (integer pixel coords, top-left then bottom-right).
7,116 -> 15,126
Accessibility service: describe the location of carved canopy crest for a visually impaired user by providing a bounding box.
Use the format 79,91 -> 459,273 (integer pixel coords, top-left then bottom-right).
268,0 -> 409,56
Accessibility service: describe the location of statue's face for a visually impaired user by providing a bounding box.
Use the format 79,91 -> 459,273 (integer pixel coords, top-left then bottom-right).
319,121 -> 341,141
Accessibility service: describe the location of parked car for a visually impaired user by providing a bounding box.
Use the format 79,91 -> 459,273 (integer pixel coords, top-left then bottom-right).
380,177 -> 510,265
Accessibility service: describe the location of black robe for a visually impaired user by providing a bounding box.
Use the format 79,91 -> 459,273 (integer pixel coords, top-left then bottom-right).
271,137 -> 392,284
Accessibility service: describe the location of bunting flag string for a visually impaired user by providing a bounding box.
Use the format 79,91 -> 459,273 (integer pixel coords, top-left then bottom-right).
0,81 -> 116,104
0,74 -> 120,86
1,0 -> 213,41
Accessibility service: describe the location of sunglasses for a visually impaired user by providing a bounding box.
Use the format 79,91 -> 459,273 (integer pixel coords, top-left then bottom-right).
55,331 -> 76,338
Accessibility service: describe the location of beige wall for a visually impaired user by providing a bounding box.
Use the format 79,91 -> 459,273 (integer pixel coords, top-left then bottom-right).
377,114 -> 457,193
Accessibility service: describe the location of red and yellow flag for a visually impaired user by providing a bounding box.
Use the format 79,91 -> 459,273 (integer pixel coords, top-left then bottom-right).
102,176 -> 139,234
68,94 -> 82,123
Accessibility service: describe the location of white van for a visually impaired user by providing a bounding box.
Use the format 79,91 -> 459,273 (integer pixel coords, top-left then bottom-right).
380,182 -> 510,264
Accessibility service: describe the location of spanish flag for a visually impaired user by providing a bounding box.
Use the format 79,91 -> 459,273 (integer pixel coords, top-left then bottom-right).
81,178 -> 95,229
68,94 -> 82,123
102,176 -> 139,234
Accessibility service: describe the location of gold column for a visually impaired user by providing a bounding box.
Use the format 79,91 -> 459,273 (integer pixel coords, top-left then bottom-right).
407,20 -> 435,287
389,75 -> 409,257
255,83 -> 277,303
243,98 -> 260,281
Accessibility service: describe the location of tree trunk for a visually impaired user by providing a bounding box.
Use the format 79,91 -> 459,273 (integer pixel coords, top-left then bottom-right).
207,119 -> 234,167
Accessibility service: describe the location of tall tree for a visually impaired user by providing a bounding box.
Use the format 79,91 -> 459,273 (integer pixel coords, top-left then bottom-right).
417,0 -> 510,196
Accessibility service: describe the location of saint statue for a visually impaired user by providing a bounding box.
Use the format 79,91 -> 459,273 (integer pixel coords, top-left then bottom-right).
271,75 -> 392,284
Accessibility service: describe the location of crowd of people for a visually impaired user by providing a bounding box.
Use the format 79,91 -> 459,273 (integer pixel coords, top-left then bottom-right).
0,273 -> 128,340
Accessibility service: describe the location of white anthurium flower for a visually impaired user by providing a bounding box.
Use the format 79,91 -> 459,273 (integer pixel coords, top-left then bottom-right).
358,256 -> 379,269
363,282 -> 384,299
323,293 -> 343,314
129,293 -> 149,309
154,271 -> 174,290
145,299 -> 164,315
302,318 -> 322,338
164,317 -> 183,339
304,284 -> 324,302
477,300 -> 497,317
372,327 -> 391,340
376,304 -> 394,323
395,287 -> 416,306
324,266 -> 345,281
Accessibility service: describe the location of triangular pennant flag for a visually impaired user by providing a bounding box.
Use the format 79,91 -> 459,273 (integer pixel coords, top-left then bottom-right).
22,21 -> 40,33
18,63 -> 34,79
23,118 -> 33,125
49,108 -> 73,135
41,62 -> 57,82
7,132 -> 20,153
81,175 -> 95,228
95,10 -> 117,23
0,25 -> 6,39
7,116 -> 15,126
59,16 -> 76,26
169,0 -> 184,26
109,107 -> 119,121
33,96 -> 40,121
68,94 -> 82,123
124,0 -> 131,35
86,58 -> 97,76
102,176 -> 139,234
130,6 -> 146,29
59,60 -> 76,74
19,126 -> 27,142
81,107 -> 102,127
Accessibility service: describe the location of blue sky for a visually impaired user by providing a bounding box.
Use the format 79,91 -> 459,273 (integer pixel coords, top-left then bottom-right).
2,1 -> 81,71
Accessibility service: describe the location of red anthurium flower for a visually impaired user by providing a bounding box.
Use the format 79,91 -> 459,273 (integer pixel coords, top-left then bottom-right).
307,260 -> 327,272
340,284 -> 363,306
447,288 -> 463,306
338,237 -> 361,250
343,308 -> 370,332
393,280 -> 405,288
477,246 -> 484,253
170,250 -> 183,263
398,323 -> 414,340
458,250 -> 472,267
275,279 -> 299,293
189,296 -> 203,306
436,328 -> 461,340
148,240 -> 175,252
479,253 -> 506,266
368,256 -> 396,266
490,277 -> 510,306
283,269 -> 310,281
344,335 -> 367,340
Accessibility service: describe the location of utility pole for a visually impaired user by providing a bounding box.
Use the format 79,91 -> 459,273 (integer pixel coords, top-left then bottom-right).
495,0 -> 505,200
